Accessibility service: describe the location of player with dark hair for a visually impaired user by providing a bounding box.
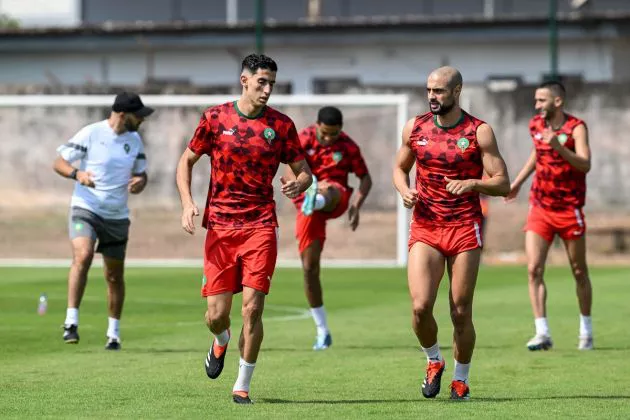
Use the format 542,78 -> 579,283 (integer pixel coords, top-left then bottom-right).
506,80 -> 593,351
176,53 -> 313,404
287,106 -> 371,350
393,66 -> 510,400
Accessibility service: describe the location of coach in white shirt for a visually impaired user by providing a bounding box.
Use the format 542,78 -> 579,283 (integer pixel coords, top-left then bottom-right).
53,92 -> 153,350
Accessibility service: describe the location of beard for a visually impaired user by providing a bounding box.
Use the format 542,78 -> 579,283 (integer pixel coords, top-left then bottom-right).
430,100 -> 455,116
124,119 -> 141,132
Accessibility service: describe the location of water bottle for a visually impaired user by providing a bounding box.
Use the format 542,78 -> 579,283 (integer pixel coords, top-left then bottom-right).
37,293 -> 48,315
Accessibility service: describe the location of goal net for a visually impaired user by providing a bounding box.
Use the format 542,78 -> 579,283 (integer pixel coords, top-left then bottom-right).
0,94 -> 409,267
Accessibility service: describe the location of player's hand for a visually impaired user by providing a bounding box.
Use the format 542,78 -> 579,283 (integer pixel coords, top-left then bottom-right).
504,183 -> 521,203
181,203 -> 199,235
348,205 -> 360,231
77,170 -> 95,188
444,177 -> 477,195
128,175 -> 147,194
280,176 -> 301,199
400,188 -> 418,209
541,127 -> 561,150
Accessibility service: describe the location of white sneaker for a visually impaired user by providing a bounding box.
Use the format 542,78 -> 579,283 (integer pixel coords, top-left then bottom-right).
526,334 -> 553,351
578,336 -> 593,350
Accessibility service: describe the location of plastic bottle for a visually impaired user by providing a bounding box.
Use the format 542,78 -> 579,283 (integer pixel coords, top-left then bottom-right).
38,293 -> 48,315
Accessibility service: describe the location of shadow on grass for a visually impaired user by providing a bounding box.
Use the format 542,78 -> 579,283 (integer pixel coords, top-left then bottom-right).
260,395 -> 630,404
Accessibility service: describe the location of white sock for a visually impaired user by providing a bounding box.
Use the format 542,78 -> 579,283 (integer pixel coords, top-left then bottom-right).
107,317 -> 120,339
579,315 -> 592,337
233,358 -> 256,393
65,308 -> 79,326
421,342 -> 442,362
314,194 -> 326,210
214,329 -> 230,346
534,317 -> 550,336
310,306 -> 329,337
453,360 -> 471,384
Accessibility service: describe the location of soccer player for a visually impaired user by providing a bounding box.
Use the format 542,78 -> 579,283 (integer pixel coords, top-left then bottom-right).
53,92 -> 153,350
288,106 -> 372,350
393,67 -> 510,400
175,54 -> 312,405
505,81 -> 593,351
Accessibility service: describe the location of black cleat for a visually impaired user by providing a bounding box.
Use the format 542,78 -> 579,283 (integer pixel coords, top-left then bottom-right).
232,392 -> 253,404
63,325 -> 79,344
205,340 -> 228,379
105,337 -> 121,351
421,359 -> 446,398
449,380 -> 470,400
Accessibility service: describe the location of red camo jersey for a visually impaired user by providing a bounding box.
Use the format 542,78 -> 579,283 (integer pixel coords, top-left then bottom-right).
188,101 -> 304,229
409,112 -> 485,225
529,113 -> 587,211
298,124 -> 369,190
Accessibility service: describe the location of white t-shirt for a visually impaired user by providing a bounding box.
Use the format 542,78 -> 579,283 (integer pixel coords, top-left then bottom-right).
57,120 -> 147,219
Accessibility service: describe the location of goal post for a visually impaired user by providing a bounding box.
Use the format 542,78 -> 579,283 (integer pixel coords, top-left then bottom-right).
0,94 -> 410,267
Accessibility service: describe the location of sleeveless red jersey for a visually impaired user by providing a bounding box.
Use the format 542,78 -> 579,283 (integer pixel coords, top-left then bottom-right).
529,113 -> 587,211
408,111 -> 485,225
188,101 -> 304,229
298,124 -> 369,189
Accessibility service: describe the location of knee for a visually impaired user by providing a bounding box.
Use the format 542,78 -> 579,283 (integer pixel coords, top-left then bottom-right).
72,250 -> 93,270
570,261 -> 589,283
450,304 -> 472,330
412,300 -> 433,320
104,271 -> 123,285
302,258 -> 320,278
527,263 -> 544,282
205,307 -> 229,327
242,301 -> 264,325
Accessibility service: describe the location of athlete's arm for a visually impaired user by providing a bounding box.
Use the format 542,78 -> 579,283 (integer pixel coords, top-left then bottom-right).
351,173 -> 372,210
548,124 -> 591,173
282,159 -> 313,198
393,118 -> 418,209
445,123 -> 510,197
128,172 -> 147,194
505,148 -> 536,202
53,156 -> 95,187
176,148 -> 202,234
473,123 -> 510,196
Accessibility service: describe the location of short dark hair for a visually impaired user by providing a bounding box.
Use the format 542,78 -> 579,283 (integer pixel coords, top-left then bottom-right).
241,54 -> 277,73
538,80 -> 566,98
317,106 -> 343,126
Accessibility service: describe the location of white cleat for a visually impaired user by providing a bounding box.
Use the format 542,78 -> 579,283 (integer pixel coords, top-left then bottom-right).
526,334 -> 553,351
578,336 -> 594,350
300,175 -> 318,216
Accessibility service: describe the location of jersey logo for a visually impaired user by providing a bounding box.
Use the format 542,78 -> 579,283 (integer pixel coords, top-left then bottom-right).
222,128 -> 235,135
457,137 -> 470,152
332,151 -> 343,163
123,144 -> 130,154
263,128 -> 276,144
417,138 -> 428,146
535,133 -> 543,140
306,149 -> 315,156
557,133 -> 568,145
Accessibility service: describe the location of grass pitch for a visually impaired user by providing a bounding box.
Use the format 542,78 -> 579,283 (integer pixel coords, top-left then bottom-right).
1,265 -> 629,419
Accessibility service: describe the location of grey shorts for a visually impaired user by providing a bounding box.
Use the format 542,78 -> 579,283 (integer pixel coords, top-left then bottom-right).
69,207 -> 130,260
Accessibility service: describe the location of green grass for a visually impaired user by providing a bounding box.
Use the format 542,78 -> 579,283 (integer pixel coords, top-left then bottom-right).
1,265 -> 629,419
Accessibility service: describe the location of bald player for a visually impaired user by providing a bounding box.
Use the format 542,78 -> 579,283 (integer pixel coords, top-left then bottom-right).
393,67 -> 510,400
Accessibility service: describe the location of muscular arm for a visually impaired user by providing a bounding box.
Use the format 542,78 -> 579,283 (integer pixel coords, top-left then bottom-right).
351,173 -> 372,209
287,159 -> 313,193
554,124 -> 591,173
176,148 -> 203,234
511,148 -> 536,189
472,123 -> 510,196
392,118 -> 418,208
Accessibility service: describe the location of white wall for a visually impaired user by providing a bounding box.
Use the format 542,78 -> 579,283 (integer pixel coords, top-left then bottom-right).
0,37 -> 617,89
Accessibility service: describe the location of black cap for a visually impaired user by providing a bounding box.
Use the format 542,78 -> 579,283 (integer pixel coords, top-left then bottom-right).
112,92 -> 154,118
